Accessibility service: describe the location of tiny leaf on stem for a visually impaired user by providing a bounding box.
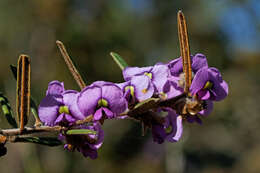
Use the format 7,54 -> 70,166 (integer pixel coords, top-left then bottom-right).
66,129 -> 97,135
0,93 -> 18,128
110,52 -> 128,70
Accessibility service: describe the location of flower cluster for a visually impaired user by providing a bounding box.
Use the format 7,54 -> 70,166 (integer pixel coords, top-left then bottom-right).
38,53 -> 228,158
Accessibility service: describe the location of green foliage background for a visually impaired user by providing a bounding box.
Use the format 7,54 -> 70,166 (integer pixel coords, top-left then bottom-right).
0,0 -> 260,173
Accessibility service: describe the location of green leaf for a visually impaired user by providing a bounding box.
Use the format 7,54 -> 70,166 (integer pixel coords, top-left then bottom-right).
0,92 -> 18,128
14,137 -> 62,147
10,65 -> 42,125
110,52 -> 128,70
128,98 -> 160,117
10,65 -> 17,80
66,129 -> 97,135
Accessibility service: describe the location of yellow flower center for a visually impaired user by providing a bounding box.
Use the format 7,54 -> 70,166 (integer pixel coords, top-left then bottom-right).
125,86 -> 135,96
203,81 -> 213,90
59,106 -> 70,114
98,99 -> 108,107
165,126 -> 172,134
144,72 -> 152,79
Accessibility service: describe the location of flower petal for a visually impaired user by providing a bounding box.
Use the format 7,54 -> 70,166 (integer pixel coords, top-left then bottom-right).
123,66 -> 153,81
54,113 -> 76,125
102,107 -> 114,119
191,53 -> 208,72
190,67 -> 209,95
171,115 -> 183,142
63,90 -> 85,120
101,84 -> 127,115
151,64 -> 169,92
78,85 -> 101,117
93,108 -> 103,121
131,75 -> 154,101
208,69 -> 228,101
38,95 -> 62,126
168,57 -> 182,76
46,80 -> 65,96
152,124 -> 166,144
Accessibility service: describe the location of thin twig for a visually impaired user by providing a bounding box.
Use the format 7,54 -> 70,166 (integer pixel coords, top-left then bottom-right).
56,40 -> 86,90
0,126 -> 64,137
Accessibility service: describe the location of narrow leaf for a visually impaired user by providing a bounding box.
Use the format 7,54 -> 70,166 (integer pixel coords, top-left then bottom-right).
10,65 -> 17,80
11,65 -> 41,126
0,92 -> 18,128
56,40 -> 86,90
14,137 -> 62,147
128,98 -> 160,117
66,129 -> 96,135
17,55 -> 31,131
110,52 -> 128,70
177,11 -> 192,94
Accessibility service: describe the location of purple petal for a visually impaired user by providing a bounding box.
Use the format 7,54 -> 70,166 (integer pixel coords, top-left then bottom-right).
123,66 -> 153,81
101,84 -> 127,115
164,109 -> 183,142
46,80 -> 65,96
162,80 -> 183,99
199,101 -> 213,116
131,75 -> 154,101
208,70 -> 228,101
197,90 -> 211,100
173,115 -> 183,141
190,67 -> 209,95
78,85 -> 101,117
38,95 -> 62,126
102,107 -> 114,119
80,147 -> 98,159
54,113 -> 76,125
90,81 -> 115,87
63,90 -> 85,120
168,57 -> 182,76
93,108 -> 103,121
191,53 -> 208,72
90,122 -> 104,150
152,124 -> 166,144
151,64 -> 169,92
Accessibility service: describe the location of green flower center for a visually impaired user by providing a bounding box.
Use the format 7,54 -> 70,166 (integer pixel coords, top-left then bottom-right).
98,99 -> 108,107
165,126 -> 172,134
159,92 -> 167,100
59,106 -> 70,114
144,72 -> 152,79
203,81 -> 213,90
125,86 -> 135,97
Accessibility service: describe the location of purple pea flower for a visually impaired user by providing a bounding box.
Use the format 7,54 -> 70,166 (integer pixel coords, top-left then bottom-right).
61,122 -> 104,159
77,81 -> 128,121
190,67 -> 228,101
185,100 -> 214,124
122,63 -> 169,101
168,53 -> 208,91
152,108 -> 183,144
38,81 -> 85,126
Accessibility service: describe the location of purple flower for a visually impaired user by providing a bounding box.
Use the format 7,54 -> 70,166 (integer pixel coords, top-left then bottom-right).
168,53 -> 208,91
38,81 -> 85,126
190,67 -> 228,101
122,64 -> 169,101
77,81 -> 128,121
62,122 -> 104,159
152,108 -> 183,144
185,100 -> 214,124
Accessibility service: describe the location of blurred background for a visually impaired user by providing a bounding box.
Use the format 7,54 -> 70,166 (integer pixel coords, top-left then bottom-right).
0,0 -> 260,172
